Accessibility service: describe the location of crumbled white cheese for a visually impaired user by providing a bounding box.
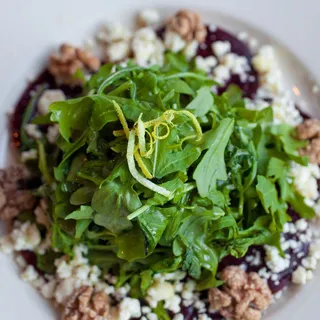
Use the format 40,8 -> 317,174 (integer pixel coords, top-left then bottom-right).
244,98 -> 270,111
248,37 -> 259,51
302,256 -> 317,270
258,267 -> 271,280
292,266 -> 308,284
194,300 -> 206,310
21,149 -> 38,162
10,222 -> 41,251
271,92 -> 302,125
164,294 -> 181,313
46,124 -> 59,144
237,31 -> 248,42
184,40 -> 199,60
264,245 -> 290,273
295,219 -> 308,232
119,298 -> 141,320
213,65 -> 230,84
38,89 -> 66,115
222,53 -> 250,82
195,56 -> 217,73
107,41 -> 130,62
142,306 -> 152,314
21,265 -> 39,283
56,259 -> 73,279
252,45 -> 276,74
74,264 -> 91,281
147,313 -> 158,320
163,271 -> 186,281
97,22 -> 132,43
164,31 -> 186,53
55,278 -> 80,303
309,241 -> 320,259
211,41 -> 231,58
147,281 -> 175,307
41,279 -> 57,299
184,280 -> 196,292
132,28 -> 164,67
25,124 -> 42,140
198,314 -> 211,320
291,162 -> 320,201
173,314 -> 184,320
138,9 -> 161,26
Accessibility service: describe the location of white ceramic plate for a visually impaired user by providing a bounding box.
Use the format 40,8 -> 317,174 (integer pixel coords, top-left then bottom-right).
1,1 -> 320,319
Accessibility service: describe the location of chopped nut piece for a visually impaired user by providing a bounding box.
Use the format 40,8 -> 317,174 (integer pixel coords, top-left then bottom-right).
208,266 -> 272,320
62,286 -> 110,320
48,44 -> 101,85
167,10 -> 207,43
297,119 -> 320,164
0,166 -> 36,221
221,265 -> 247,290
296,119 -> 320,140
300,137 -> 320,164
208,288 -> 232,309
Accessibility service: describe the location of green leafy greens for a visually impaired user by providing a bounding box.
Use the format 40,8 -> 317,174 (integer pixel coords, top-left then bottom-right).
35,53 -> 314,292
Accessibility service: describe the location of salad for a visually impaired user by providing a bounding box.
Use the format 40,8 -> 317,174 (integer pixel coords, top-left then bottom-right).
1,8 -> 320,320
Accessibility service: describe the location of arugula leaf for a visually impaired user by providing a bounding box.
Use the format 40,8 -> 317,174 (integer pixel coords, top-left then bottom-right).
194,118 -> 234,197
116,224 -> 146,261
92,180 -> 141,234
256,176 -> 279,214
186,87 -> 214,117
65,206 -> 94,220
153,302 -> 171,320
138,207 -> 169,253
75,220 -> 91,239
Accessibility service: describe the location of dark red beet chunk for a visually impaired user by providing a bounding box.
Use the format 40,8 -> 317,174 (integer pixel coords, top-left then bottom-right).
197,27 -> 259,99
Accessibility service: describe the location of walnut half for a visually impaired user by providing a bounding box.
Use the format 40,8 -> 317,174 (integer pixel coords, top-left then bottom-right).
167,10 -> 207,43
0,166 -> 36,221
48,44 -> 101,86
62,286 -> 110,320
296,119 -> 320,164
209,266 -> 272,320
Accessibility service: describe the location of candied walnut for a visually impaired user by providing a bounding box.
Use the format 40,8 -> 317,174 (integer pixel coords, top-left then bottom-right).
221,265 -> 247,290
300,136 -> 320,164
62,286 -> 110,320
0,166 -> 36,221
242,308 -> 262,320
48,44 -> 101,86
208,266 -> 272,320
296,119 -> 320,140
209,288 -> 232,309
167,10 -> 207,43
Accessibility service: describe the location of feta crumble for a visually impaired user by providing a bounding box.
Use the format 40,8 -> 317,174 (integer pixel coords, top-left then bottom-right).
132,28 -> 164,67
119,297 -> 142,320
211,41 -> 231,58
38,89 -> 66,115
164,31 -> 186,53
107,41 -> 130,62
195,56 -> 217,73
21,149 -> 38,162
25,124 -> 42,140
